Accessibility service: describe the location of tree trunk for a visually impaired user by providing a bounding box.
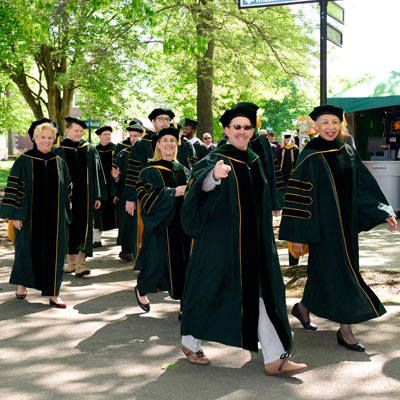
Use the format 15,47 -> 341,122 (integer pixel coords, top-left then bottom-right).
195,1 -> 215,137
7,129 -> 14,156
10,64 -> 44,120
196,39 -> 215,137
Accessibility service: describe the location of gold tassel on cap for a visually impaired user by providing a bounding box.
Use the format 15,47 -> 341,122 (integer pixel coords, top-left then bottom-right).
256,115 -> 261,129
173,119 -> 177,129
56,135 -> 61,147
342,112 -> 348,127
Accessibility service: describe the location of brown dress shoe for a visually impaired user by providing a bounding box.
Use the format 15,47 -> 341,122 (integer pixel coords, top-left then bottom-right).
264,358 -> 307,376
182,345 -> 210,366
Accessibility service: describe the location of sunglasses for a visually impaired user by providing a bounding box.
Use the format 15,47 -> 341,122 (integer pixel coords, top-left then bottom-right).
229,125 -> 253,131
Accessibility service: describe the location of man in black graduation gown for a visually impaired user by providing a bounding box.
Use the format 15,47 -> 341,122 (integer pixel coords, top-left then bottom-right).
114,118 -> 143,158
180,102 -> 306,376
202,132 -> 216,153
182,118 -> 208,160
54,117 -> 106,277
93,126 -> 118,247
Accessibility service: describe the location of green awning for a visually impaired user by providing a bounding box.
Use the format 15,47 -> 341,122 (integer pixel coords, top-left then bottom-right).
328,71 -> 400,113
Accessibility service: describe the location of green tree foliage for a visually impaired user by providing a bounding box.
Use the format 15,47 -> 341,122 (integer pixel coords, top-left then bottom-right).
144,0 -> 317,138
0,0 -> 161,133
0,0 -> 318,139
258,78 -> 313,136
0,78 -> 34,133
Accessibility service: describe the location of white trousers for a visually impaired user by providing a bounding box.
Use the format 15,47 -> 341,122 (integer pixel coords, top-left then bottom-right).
182,297 -> 285,364
93,228 -> 102,242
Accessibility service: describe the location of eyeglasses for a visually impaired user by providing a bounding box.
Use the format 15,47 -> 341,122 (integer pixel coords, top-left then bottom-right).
155,117 -> 171,123
203,137 -> 212,140
229,125 -> 253,131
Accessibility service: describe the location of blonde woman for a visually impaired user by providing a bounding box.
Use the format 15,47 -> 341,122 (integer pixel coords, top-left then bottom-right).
0,119 -> 71,308
134,127 -> 190,316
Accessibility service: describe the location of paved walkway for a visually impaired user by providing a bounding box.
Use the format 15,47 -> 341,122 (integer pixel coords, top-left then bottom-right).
0,224 -> 399,400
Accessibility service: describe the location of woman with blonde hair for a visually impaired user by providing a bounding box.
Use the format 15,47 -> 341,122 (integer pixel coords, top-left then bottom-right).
0,119 -> 71,308
134,127 -> 190,316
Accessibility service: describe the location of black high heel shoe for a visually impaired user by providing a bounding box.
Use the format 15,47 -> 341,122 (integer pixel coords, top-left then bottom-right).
291,303 -> 317,330
336,329 -> 365,352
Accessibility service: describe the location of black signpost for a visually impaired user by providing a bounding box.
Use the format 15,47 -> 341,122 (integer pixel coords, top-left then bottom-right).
238,0 -> 344,105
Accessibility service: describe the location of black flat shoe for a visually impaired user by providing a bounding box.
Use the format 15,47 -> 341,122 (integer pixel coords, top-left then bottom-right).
291,303 -> 317,330
178,311 -> 182,321
119,252 -> 133,262
93,241 -> 102,248
135,286 -> 150,313
337,329 -> 365,352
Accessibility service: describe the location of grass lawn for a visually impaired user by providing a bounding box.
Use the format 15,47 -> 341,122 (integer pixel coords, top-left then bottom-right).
0,160 -> 14,189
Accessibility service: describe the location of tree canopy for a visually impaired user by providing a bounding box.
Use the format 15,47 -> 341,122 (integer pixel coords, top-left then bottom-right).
0,0 -> 318,137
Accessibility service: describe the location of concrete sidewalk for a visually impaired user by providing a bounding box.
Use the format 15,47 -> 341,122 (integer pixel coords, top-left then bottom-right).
0,225 -> 399,400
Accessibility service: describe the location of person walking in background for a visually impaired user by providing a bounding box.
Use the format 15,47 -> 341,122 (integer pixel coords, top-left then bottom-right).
180,103 -> 306,376
277,132 -> 300,266
279,104 -> 397,351
93,126 -> 118,248
0,120 -> 71,308
277,133 -> 299,188
112,123 -> 145,263
182,118 -> 208,160
114,118 -> 143,157
202,132 -> 216,153
134,127 -> 190,318
54,117 -> 106,277
267,131 -> 281,155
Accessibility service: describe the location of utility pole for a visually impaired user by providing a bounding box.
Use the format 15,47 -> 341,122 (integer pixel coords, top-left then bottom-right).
320,0 -> 328,105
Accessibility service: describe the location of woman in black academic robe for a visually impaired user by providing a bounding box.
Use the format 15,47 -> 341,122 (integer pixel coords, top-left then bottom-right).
134,127 -> 190,316
279,105 -> 397,351
0,120 -> 71,308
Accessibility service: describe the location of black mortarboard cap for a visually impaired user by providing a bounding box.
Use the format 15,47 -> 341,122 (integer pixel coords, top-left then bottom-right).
219,102 -> 259,128
95,126 -> 112,135
183,118 -> 199,129
126,124 -> 145,133
309,104 -> 343,122
153,127 -> 180,143
124,118 -> 143,127
148,108 -> 175,121
284,133 -> 292,139
28,118 -> 57,141
65,116 -> 87,129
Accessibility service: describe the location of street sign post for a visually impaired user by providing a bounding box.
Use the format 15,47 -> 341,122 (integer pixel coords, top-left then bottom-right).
238,0 -> 345,106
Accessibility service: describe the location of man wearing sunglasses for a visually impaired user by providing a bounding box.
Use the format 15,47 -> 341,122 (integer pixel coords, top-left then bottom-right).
202,132 -> 216,153
179,102 -> 306,376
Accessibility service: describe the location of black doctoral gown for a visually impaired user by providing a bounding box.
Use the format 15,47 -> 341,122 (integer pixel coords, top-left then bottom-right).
135,159 -> 190,300
54,138 -> 106,256
112,146 -> 138,258
180,144 -> 292,352
279,136 -> 395,323
94,142 -> 118,231
0,149 -> 71,296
